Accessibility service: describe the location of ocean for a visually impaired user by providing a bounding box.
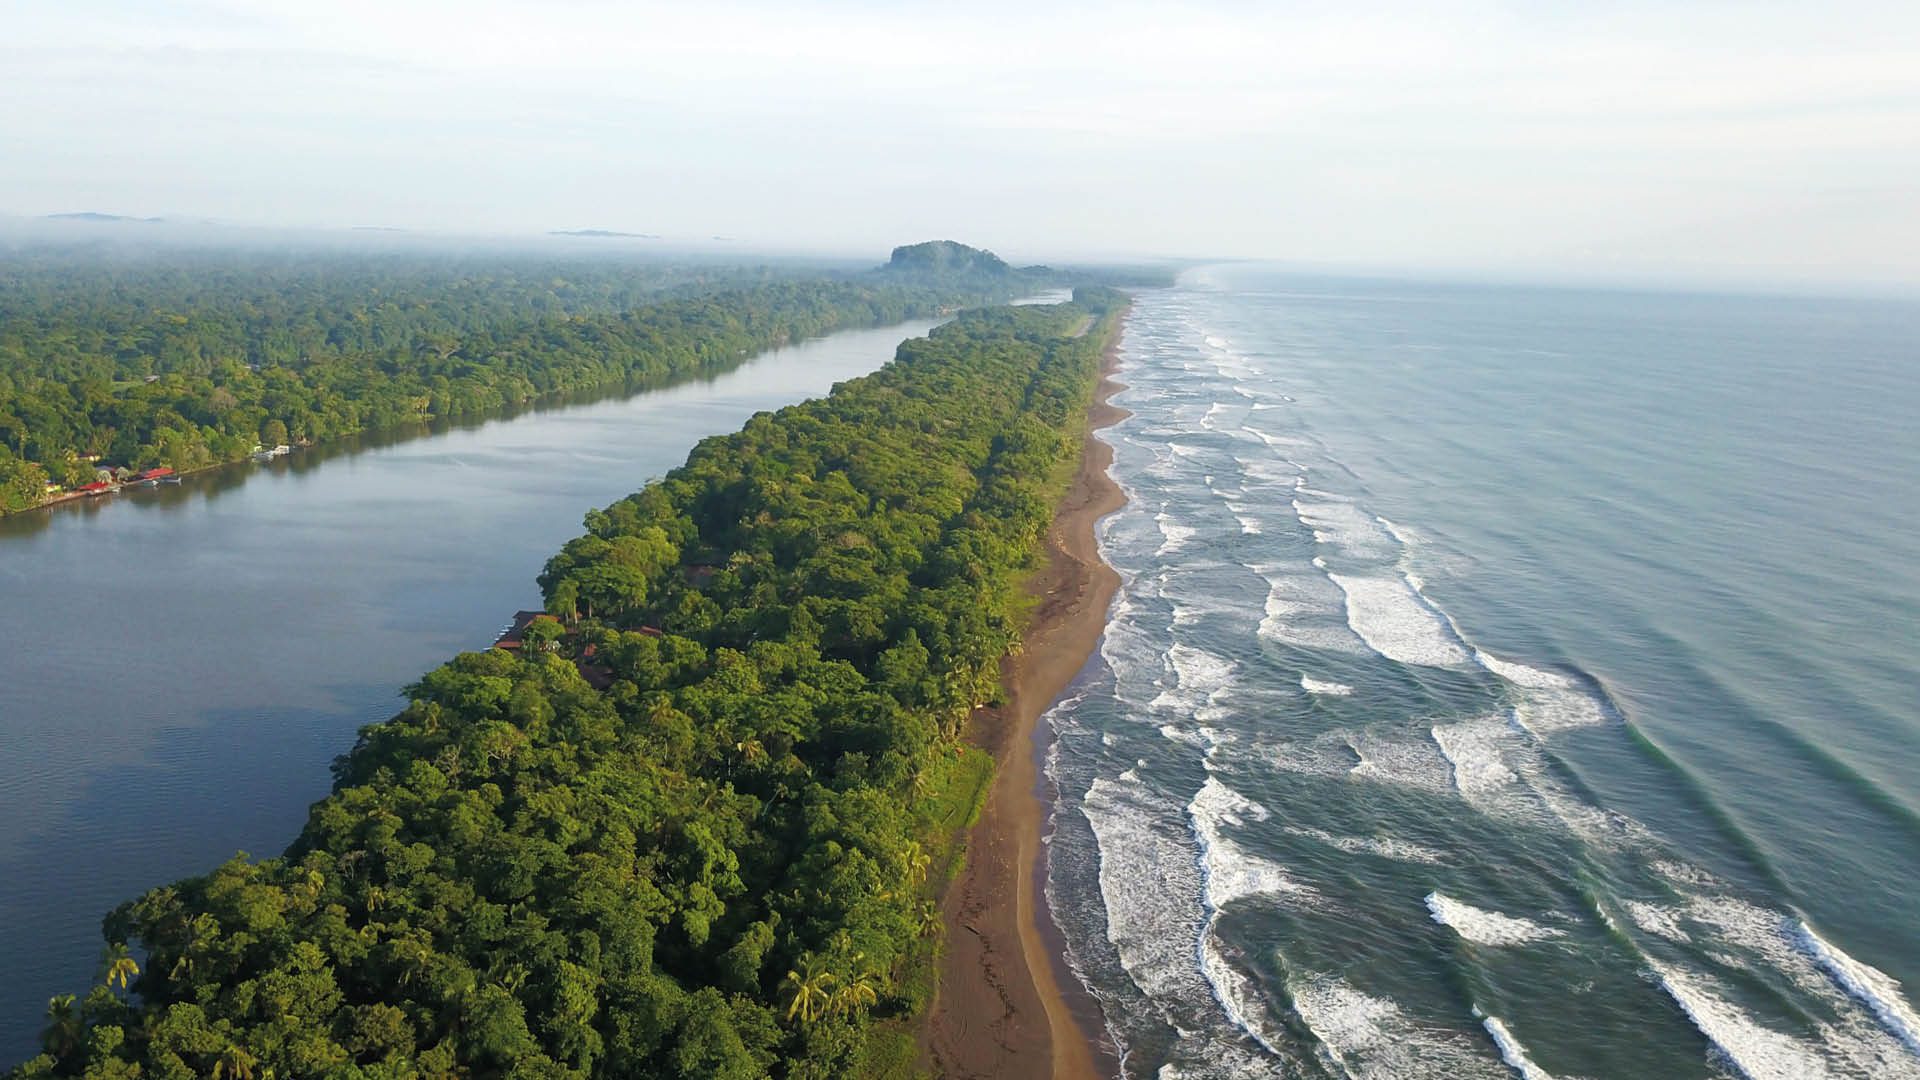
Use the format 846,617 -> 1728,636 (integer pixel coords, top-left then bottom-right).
1044,268 -> 1920,1078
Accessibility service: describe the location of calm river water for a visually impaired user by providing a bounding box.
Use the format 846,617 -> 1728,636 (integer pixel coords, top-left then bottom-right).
0,315 -> 949,1065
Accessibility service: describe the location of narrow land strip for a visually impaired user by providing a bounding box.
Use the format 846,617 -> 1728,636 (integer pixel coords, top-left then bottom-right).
925,333 -> 1130,1079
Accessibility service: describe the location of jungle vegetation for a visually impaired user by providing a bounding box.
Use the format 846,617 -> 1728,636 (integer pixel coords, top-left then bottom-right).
0,243 -> 1054,512
9,287 -> 1130,1079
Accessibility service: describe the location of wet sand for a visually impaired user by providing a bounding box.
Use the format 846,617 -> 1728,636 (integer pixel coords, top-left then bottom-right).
924,336 -> 1129,1079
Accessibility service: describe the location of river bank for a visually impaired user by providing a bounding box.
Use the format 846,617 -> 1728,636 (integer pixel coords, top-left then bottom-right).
924,332 -> 1129,1079
0,316 -> 954,1067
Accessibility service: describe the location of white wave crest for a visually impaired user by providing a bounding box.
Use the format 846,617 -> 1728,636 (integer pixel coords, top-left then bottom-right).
1797,921 -> 1920,1057
1156,511 -> 1198,555
1301,676 -> 1355,696
1329,573 -> 1473,667
1189,777 -> 1316,909
1482,1015 -> 1560,1080
1289,977 -> 1507,1079
1295,499 -> 1399,558
1654,964 -> 1833,1080
1426,892 -> 1565,946
1199,932 -> 1286,1057
1477,651 -> 1610,734
1082,773 -> 1211,1005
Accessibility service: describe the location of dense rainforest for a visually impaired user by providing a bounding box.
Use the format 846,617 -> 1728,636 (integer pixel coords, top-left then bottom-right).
0,242 -> 1055,512
9,287 -> 1130,1079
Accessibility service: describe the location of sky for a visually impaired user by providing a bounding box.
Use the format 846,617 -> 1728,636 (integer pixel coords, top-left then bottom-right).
3,0 -> 1918,285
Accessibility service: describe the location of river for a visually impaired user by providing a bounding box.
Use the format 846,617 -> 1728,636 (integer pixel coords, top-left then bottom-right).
0,315 -> 952,1065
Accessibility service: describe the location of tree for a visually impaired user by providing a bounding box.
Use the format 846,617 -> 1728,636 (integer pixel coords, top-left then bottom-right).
210,1043 -> 258,1080
100,943 -> 139,992
781,958 -> 836,1025
39,995 -> 83,1060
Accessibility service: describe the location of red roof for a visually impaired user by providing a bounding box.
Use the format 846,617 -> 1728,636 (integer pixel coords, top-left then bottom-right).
78,481 -> 112,492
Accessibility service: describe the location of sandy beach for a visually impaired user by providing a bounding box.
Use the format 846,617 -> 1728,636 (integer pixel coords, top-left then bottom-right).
923,334 -> 1129,1079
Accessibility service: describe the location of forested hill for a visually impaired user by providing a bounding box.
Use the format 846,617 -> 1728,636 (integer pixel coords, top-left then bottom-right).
9,289 -> 1130,1080
0,245 -> 1048,513
882,240 -> 1012,277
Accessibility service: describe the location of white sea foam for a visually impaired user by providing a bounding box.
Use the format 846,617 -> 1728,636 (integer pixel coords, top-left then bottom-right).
1234,455 -> 1299,487
1295,499 -> 1399,558
1431,717 -> 1520,797
1171,642 -> 1236,694
1256,571 -> 1367,655
1797,921 -> 1920,1056
1300,676 -> 1354,696
1199,932 -> 1285,1057
1289,977 -> 1507,1079
1189,777 -> 1316,909
1346,729 -> 1457,794
1477,651 -> 1610,734
1159,724 -> 1214,749
1622,899 -> 1690,942
1222,503 -> 1263,534
1654,964 -> 1833,1080
1426,892 -> 1565,946
1083,773 -> 1212,1006
1285,824 -> 1446,864
1156,512 -> 1199,555
1376,516 -> 1420,547
1329,573 -> 1473,667
1482,1015 -> 1559,1080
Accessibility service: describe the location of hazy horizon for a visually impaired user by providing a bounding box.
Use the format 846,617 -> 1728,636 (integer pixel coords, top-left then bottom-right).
5,1 -> 1919,288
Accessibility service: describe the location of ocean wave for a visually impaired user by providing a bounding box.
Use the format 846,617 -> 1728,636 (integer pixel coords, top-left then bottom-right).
1425,891 -> 1565,946
1189,777 -> 1317,909
1156,511 -> 1199,555
1346,729 -> 1457,794
1288,976 -> 1507,1079
1295,498 -> 1400,559
1300,676 -> 1355,696
1481,1015 -> 1562,1080
1430,716 -> 1521,797
1199,932 -> 1286,1057
1083,773 -> 1211,1005
1476,651 -> 1611,734
1329,572 -> 1473,667
1654,964 -> 1833,1080
1284,824 -> 1446,864
1796,921 -> 1920,1057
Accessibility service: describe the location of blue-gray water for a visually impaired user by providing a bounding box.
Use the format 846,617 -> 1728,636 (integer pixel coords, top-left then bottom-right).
1047,270 -> 1920,1078
0,315 -> 954,1067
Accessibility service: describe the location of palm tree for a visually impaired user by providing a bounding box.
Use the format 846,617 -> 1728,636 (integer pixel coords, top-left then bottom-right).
902,840 -> 931,889
916,901 -> 943,940
780,958 -> 836,1025
101,942 -> 140,991
211,1043 -> 258,1080
830,959 -> 882,1019
40,995 -> 83,1059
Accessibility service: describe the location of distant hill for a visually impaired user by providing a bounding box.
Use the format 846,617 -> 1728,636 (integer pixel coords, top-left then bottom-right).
45,212 -> 163,223
550,228 -> 659,239
884,240 -> 1013,277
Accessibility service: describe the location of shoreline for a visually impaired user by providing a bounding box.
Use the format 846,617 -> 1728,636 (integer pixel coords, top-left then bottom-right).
924,332 -> 1130,1078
